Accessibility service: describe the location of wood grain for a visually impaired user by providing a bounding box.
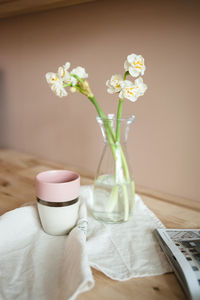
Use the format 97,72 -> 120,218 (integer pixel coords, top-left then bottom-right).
0,148 -> 199,299
0,0 -> 96,19
137,185 -> 200,213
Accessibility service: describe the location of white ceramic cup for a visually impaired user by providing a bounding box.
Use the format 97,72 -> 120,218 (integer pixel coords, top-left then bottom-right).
36,170 -> 80,235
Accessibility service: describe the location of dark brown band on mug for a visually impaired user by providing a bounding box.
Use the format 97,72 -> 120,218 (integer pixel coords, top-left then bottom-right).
37,197 -> 79,207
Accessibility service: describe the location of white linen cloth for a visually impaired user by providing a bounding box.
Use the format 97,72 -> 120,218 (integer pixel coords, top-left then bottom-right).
0,185 -> 171,300
0,199 -> 94,300
84,186 -> 171,280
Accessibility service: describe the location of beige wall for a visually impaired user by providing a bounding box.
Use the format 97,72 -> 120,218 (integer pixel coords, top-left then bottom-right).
0,0 -> 200,202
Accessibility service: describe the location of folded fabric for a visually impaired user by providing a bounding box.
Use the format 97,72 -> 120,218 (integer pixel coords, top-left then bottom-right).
82,186 -> 172,280
0,185 -> 171,300
0,199 -> 94,300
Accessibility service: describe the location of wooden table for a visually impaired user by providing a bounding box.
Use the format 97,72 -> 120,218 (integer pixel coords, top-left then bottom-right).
0,148 -> 200,300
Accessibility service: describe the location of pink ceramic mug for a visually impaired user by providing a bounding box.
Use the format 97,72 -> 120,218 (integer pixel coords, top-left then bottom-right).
36,170 -> 80,235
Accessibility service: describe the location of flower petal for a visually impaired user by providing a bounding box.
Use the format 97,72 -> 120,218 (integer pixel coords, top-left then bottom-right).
71,66 -> 88,79
124,60 -> 129,72
45,72 -> 58,84
124,53 -> 146,78
120,79 -> 133,88
63,62 -> 70,70
134,77 -> 148,96
127,53 -> 137,63
57,66 -> 65,79
107,87 -> 115,94
119,90 -> 123,98
129,67 -> 139,78
106,74 -> 123,94
51,80 -> 67,97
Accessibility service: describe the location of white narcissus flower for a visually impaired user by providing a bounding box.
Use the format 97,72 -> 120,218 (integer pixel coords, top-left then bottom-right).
124,54 -> 146,77
45,72 -> 59,84
134,77 -> 147,96
58,68 -> 77,86
71,66 -> 88,79
51,80 -> 67,98
119,80 -> 139,102
57,62 -> 77,86
119,78 -> 147,102
106,74 -> 123,94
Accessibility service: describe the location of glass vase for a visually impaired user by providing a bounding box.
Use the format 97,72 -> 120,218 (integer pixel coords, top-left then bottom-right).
92,114 -> 135,223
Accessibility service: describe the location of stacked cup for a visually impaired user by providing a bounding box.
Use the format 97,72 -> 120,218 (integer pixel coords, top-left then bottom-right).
36,170 -> 80,235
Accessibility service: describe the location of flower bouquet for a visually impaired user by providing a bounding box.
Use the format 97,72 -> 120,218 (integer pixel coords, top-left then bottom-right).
45,53 -> 147,223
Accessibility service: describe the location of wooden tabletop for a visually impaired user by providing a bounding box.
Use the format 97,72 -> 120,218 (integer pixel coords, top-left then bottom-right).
0,148 -> 200,300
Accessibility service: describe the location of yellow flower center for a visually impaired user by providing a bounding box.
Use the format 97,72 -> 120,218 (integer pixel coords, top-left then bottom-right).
132,60 -> 143,70
126,87 -> 135,96
62,69 -> 65,77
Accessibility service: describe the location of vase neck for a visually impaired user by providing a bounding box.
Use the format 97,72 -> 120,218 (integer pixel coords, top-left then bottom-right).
96,114 -> 135,144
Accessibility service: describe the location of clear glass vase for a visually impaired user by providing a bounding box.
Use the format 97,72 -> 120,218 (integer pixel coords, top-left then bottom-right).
92,114 -> 135,223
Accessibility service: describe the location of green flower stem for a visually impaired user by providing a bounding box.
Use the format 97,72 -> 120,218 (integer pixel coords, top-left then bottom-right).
90,97 -> 115,139
71,74 -> 84,85
105,128 -> 117,161
88,96 -> 105,118
88,96 -> 116,141
122,183 -> 129,221
107,120 -> 116,143
88,95 -> 116,143
119,146 -> 130,181
120,147 -> 135,212
106,185 -> 119,212
63,84 -> 72,87
116,98 -> 130,191
115,95 -> 130,181
88,96 -> 117,160
115,80 -> 130,182
124,71 -> 129,80
116,98 -> 124,143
